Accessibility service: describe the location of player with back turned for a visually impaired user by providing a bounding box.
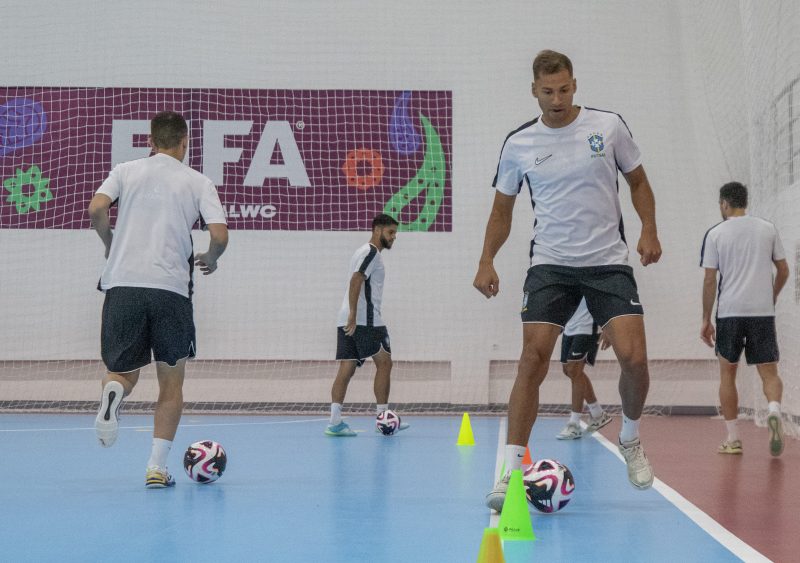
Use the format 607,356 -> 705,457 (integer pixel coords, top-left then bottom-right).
474,50 -> 662,511
700,181 -> 789,456
88,111 -> 228,488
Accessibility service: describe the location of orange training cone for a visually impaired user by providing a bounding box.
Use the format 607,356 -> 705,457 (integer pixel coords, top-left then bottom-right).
476,527 -> 505,563
522,446 -> 532,466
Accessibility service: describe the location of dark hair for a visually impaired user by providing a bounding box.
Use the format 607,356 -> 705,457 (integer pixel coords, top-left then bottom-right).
532,50 -> 573,80
719,181 -> 748,209
151,111 -> 188,149
372,213 -> 399,229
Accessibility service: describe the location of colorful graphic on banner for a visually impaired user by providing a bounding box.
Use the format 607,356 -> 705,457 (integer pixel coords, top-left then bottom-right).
0,88 -> 452,230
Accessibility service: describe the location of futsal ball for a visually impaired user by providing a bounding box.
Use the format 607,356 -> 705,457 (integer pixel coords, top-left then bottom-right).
523,458 -> 575,513
376,409 -> 401,435
183,440 -> 227,483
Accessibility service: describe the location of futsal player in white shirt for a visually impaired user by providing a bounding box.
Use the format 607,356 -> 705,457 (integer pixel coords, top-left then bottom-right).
88,111 -> 228,487
556,298 -> 612,440
325,214 -> 409,437
700,181 -> 789,456
475,50 -> 662,511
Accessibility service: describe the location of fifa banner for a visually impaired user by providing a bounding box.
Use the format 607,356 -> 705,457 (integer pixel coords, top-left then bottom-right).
0,89 -> 452,231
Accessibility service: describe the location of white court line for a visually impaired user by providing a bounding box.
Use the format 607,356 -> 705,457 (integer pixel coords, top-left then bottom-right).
588,426 -> 772,563
0,417 -> 329,433
489,416 -> 506,528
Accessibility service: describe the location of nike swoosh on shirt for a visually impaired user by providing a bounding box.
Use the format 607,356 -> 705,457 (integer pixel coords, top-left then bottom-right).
535,154 -> 553,166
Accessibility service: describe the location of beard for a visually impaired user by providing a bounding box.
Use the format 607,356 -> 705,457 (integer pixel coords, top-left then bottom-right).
380,235 -> 393,249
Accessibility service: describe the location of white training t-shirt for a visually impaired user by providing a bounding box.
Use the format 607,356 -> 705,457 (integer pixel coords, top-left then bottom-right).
700,215 -> 786,317
493,107 -> 642,267
563,298 -> 597,336
97,153 -> 227,298
337,243 -> 386,327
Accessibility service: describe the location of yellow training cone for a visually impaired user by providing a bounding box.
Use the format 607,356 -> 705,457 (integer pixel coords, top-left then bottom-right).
457,412 -> 475,446
476,527 -> 505,563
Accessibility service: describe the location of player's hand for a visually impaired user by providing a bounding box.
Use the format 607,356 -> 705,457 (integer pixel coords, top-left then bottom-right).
598,331 -> 612,350
473,262 -> 500,298
344,318 -> 356,336
700,320 -> 716,347
637,230 -> 662,266
194,252 -> 218,275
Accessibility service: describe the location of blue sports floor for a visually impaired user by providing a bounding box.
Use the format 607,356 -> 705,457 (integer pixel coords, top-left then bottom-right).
0,414 -> 760,562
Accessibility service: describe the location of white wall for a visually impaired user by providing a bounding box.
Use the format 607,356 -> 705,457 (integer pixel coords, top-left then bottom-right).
1,1 -> 774,406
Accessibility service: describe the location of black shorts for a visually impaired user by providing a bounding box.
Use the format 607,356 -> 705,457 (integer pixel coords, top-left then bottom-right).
521,264 -> 643,327
560,333 -> 600,365
715,316 -> 779,365
336,326 -> 391,367
101,287 -> 196,373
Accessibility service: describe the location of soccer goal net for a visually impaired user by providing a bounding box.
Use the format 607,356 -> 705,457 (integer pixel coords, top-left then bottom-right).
1,2 -> 797,431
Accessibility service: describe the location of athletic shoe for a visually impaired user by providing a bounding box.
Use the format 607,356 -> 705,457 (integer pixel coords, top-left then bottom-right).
767,413 -> 784,457
485,473 -> 511,512
374,421 -> 411,433
585,411 -> 613,434
556,422 -> 583,440
325,422 -> 357,437
145,466 -> 176,488
717,439 -> 743,455
95,380 -> 124,448
618,437 -> 654,489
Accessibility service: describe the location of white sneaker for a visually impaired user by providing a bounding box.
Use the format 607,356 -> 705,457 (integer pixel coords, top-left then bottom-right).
95,380 -> 124,447
768,413 -> 784,457
585,411 -> 612,434
618,437 -> 654,489
485,473 -> 510,512
556,422 -> 583,440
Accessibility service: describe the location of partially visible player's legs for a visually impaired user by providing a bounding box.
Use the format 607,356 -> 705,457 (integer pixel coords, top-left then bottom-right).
486,323 -> 560,511
372,348 -> 391,406
326,360 -> 358,436
717,358 -> 743,454
145,359 -> 185,488
581,372 -> 611,433
604,314 -> 654,489
557,361 -> 587,440
95,369 -> 139,447
371,348 -> 408,433
755,362 -> 784,456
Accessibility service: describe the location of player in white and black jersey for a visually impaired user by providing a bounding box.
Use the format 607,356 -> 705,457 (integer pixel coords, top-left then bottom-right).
475,50 -> 662,510
556,298 -> 612,440
325,214 -> 409,437
88,111 -> 228,488
700,181 -> 789,456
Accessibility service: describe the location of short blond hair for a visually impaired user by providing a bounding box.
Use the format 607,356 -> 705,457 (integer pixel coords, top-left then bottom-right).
532,50 -> 573,80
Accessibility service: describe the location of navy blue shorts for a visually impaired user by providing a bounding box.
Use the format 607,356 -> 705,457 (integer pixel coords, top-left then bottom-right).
715,316 -> 779,365
101,287 -> 195,373
560,333 -> 600,366
521,264 -> 643,327
336,326 -> 390,367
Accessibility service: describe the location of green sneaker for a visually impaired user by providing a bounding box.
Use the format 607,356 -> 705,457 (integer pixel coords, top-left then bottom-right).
768,414 -> 784,457
325,422 -> 357,437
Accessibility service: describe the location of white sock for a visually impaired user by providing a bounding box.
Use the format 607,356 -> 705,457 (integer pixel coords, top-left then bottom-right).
587,401 -> 602,419
330,403 -> 342,425
376,404 -> 388,415
619,414 -> 640,443
569,411 -> 581,424
768,401 -> 781,415
504,445 -> 526,476
725,419 -> 739,442
147,438 -> 172,469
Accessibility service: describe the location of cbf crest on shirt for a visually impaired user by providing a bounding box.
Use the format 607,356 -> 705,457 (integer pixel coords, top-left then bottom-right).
493,107 -> 642,268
